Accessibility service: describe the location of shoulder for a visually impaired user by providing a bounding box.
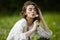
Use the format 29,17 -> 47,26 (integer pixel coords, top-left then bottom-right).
14,18 -> 27,27
10,18 -> 27,32
7,18 -> 27,38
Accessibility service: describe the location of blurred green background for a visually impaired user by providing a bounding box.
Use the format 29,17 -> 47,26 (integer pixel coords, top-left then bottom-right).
0,0 -> 60,40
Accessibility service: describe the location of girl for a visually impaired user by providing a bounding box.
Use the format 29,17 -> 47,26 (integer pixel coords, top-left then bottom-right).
7,1 -> 52,40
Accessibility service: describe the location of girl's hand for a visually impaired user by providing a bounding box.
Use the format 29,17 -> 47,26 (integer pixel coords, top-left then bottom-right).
37,8 -> 43,19
37,8 -> 51,32
32,20 -> 39,31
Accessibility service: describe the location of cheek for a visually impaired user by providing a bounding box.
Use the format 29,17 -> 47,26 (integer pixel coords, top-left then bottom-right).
26,10 -> 31,15
25,11 -> 30,16
26,10 -> 29,13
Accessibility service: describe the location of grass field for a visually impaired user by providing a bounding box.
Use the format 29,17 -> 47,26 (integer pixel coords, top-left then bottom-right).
0,12 -> 60,40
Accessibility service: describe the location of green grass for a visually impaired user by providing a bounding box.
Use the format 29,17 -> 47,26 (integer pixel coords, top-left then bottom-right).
0,12 -> 60,40
43,12 -> 60,40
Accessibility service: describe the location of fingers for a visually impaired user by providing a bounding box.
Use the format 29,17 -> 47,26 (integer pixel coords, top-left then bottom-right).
34,20 -> 38,22
37,8 -> 42,15
33,20 -> 39,31
34,20 -> 39,27
37,8 -> 43,20
34,20 -> 39,24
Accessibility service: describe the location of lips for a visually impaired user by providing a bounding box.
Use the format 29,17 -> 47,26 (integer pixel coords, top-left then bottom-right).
32,14 -> 35,16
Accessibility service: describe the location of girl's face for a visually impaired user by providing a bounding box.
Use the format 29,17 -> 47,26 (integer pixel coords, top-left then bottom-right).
25,5 -> 37,18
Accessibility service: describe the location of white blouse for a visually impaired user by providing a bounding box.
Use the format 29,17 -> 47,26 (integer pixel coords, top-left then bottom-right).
7,18 -> 52,40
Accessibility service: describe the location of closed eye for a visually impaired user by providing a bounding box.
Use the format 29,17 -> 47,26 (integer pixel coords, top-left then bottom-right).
28,8 -> 32,11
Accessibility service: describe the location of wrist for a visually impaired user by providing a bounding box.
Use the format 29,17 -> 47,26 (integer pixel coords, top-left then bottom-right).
32,28 -> 36,32
31,28 -> 35,32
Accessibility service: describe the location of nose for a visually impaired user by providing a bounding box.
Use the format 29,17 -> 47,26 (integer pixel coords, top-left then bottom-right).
32,10 -> 35,13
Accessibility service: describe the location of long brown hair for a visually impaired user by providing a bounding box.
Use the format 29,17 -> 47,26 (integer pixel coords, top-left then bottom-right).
21,1 -> 41,23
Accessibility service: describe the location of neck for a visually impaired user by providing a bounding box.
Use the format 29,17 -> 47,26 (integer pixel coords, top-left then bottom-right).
26,17 -> 33,26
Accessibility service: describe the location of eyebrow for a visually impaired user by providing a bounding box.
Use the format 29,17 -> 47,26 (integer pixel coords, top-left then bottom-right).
28,7 -> 36,9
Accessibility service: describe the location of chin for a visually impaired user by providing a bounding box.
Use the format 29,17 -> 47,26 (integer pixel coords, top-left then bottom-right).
31,16 -> 35,18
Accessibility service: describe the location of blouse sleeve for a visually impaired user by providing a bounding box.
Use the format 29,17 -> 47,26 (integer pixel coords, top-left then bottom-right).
7,20 -> 27,40
37,26 -> 52,39
14,25 -> 27,40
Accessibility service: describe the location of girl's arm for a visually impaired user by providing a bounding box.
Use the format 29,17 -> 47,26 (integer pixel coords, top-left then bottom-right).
36,8 -> 52,39
38,8 -> 52,32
